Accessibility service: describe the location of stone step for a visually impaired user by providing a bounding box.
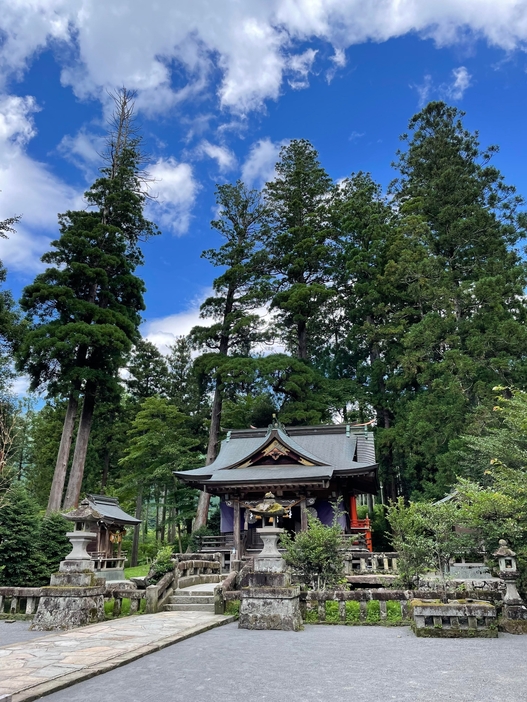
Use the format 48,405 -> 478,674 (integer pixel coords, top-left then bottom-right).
164,603 -> 215,612
173,589 -> 216,597
168,595 -> 215,605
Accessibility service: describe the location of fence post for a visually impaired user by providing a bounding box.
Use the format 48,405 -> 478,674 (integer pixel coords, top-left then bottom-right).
145,585 -> 160,614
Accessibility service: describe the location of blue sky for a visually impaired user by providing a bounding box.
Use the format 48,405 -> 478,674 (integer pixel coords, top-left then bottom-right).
2,1 -> 527,364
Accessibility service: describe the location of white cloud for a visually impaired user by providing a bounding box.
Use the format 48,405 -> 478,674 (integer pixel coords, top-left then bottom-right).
1,1 -> 526,115
196,140 -> 237,172
0,94 -> 81,273
58,127 -> 105,178
241,138 -> 286,188
413,74 -> 434,106
288,48 -> 318,89
147,157 -> 199,235
445,66 -> 472,100
413,66 -> 472,105
142,292 -> 209,355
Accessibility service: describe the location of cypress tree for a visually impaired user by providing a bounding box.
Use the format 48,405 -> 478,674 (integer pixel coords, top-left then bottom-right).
389,102 -> 527,496
17,89 -> 157,511
190,181 -> 270,529
264,139 -> 334,360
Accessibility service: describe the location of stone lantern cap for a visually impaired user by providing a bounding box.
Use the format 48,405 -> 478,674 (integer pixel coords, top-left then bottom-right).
493,539 -> 516,558
62,499 -> 103,526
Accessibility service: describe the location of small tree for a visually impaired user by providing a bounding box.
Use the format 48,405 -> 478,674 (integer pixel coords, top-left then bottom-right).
280,513 -> 345,590
0,484 -> 44,586
37,512 -> 71,582
387,497 -> 475,595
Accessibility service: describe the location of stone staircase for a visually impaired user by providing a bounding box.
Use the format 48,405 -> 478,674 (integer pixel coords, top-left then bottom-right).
164,578 -> 222,613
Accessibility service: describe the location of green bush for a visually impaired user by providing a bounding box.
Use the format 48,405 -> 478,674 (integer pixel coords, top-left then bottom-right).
0,484 -> 44,586
37,513 -> 71,582
345,600 -> 360,623
280,514 -> 345,590
149,545 -> 175,584
188,525 -> 213,553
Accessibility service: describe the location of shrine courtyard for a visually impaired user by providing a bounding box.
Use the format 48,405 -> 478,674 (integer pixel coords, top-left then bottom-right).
1,619 -> 526,702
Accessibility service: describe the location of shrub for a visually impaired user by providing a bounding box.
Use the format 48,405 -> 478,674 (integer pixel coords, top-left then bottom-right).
280,514 -> 345,590
37,512 -> 71,582
0,484 -> 44,586
386,600 -> 402,622
149,545 -> 175,584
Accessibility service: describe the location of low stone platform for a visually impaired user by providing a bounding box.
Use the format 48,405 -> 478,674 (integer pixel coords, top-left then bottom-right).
0,611 -> 235,702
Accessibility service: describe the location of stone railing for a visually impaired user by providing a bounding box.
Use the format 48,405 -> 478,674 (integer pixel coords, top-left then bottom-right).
0,587 -> 42,617
343,551 -> 399,574
173,553 -> 222,590
104,587 -> 146,617
300,589 -> 503,624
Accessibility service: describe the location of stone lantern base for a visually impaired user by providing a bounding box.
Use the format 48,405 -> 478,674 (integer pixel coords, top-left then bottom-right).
239,527 -> 302,631
31,532 -> 105,631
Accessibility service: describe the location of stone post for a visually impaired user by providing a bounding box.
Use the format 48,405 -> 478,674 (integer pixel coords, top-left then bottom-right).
145,584 -> 160,614
494,539 -> 527,634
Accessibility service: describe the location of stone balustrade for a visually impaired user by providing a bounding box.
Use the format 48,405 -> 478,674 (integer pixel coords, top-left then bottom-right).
0,588 -> 42,617
343,551 -> 399,574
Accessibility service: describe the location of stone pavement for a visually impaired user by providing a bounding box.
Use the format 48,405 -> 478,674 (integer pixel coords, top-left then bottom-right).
38,624 -> 527,702
0,611 -> 234,702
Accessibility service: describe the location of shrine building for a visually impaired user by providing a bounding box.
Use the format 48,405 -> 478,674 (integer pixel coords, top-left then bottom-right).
175,421 -> 378,560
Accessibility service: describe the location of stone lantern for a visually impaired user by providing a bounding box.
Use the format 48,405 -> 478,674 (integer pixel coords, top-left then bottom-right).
493,539 -> 527,634
30,500 -> 105,631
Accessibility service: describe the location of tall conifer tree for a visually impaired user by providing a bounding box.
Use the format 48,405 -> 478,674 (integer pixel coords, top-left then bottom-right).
17,89 -> 157,511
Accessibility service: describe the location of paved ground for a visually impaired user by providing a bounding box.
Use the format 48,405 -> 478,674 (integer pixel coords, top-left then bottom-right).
0,622 -> 47,647
38,624 -> 527,702
0,612 -> 234,702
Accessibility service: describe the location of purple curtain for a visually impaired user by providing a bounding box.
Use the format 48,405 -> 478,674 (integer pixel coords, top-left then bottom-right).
315,499 -> 346,530
220,502 -> 234,532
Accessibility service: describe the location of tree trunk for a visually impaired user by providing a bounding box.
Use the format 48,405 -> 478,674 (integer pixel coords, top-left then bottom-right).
194,381 -> 223,531
63,383 -> 97,509
47,394 -> 78,514
131,484 -> 143,567
297,320 -> 308,360
101,449 -> 110,491
161,486 -> 167,542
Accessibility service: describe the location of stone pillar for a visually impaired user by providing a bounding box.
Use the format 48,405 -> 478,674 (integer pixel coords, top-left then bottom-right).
494,539 -> 527,634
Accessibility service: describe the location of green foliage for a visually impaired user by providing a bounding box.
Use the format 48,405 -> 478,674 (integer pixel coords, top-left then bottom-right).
345,600 -> 360,623
225,600 -> 240,616
149,545 -> 174,584
325,600 -> 339,623
37,512 -> 71,580
280,513 -> 345,590
386,600 -> 402,622
366,600 -> 380,623
0,484 -> 44,586
387,497 -> 476,591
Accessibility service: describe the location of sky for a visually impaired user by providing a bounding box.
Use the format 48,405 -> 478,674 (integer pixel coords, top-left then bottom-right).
2,0 -> 527,366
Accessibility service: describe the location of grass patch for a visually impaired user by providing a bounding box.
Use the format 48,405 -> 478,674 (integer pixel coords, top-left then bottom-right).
104,598 -> 146,619
366,600 -> 380,623
304,607 -> 318,623
325,601 -> 339,623
345,600 -> 361,623
225,600 -> 240,616
386,600 -> 402,623
124,564 -> 149,579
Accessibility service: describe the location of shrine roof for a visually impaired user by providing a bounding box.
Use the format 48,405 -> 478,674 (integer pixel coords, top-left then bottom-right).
85,494 -> 141,525
174,423 -> 377,487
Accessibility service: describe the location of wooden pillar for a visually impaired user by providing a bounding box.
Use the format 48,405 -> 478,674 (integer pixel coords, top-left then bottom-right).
233,500 -> 241,560
300,497 -> 308,531
349,494 -> 358,526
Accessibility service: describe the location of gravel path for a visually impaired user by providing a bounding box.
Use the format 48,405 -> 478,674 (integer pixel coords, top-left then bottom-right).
0,621 -> 47,647
42,623 -> 527,702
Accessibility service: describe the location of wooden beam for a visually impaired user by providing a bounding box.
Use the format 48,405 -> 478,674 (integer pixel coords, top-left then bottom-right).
233,500 -> 241,560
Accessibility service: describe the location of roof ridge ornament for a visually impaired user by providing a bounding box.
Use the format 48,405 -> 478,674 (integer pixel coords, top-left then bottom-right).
266,413 -> 287,435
